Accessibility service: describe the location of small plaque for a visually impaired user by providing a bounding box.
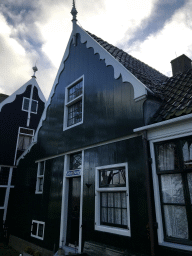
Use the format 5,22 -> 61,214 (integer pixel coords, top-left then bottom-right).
66,169 -> 81,177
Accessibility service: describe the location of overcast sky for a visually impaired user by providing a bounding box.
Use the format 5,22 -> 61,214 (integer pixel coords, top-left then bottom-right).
0,0 -> 192,99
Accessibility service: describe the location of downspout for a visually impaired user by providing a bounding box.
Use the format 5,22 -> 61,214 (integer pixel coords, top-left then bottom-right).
142,130 -> 156,256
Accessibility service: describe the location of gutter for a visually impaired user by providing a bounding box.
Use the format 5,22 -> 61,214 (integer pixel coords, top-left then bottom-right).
134,113 -> 192,133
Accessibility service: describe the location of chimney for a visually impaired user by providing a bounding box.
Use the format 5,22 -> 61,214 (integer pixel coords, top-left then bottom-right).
171,54 -> 192,76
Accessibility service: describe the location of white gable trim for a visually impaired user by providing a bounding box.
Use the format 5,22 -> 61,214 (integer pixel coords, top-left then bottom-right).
16,31 -> 74,165
0,77 -> 46,112
17,25 -> 149,164
76,25 -> 150,101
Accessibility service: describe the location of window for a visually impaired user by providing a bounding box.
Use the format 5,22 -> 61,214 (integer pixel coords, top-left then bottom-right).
31,220 -> 45,240
66,152 -> 82,177
35,161 -> 45,194
95,163 -> 130,236
22,97 -> 38,114
155,136 -> 192,246
64,77 -> 84,130
17,127 -> 34,151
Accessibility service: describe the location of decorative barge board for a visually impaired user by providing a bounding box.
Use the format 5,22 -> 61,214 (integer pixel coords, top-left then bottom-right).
0,74 -> 45,223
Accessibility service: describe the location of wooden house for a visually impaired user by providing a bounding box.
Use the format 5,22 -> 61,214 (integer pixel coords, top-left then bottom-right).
8,2 -> 192,256
0,69 -> 46,225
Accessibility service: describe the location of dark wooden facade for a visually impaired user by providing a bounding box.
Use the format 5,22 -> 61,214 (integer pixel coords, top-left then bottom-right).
8,21 -> 192,256
0,77 -> 45,225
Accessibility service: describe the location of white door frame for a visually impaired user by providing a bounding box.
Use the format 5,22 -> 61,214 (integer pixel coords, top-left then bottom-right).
59,151 -> 84,253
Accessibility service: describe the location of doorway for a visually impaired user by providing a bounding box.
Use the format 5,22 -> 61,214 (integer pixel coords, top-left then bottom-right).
66,177 -> 81,247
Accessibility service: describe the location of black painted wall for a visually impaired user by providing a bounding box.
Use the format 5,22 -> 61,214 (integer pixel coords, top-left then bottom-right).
9,34 -> 150,255
8,146 -> 64,252
0,84 -> 45,165
37,33 -> 145,159
82,137 -> 150,255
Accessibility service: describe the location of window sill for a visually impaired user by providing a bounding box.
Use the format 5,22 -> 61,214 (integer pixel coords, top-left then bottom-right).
35,191 -> 43,194
63,121 -> 83,131
95,224 -> 130,237
31,234 -> 43,240
159,241 -> 192,251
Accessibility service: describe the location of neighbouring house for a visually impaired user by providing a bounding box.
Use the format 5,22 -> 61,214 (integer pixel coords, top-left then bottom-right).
134,54 -> 192,256
0,68 -> 46,225
7,2 -> 192,256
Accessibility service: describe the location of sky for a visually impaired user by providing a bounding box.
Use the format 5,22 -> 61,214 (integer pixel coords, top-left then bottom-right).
0,0 -> 192,100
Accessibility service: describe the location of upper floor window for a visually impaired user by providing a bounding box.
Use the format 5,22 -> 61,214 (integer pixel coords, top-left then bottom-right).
95,163 -> 130,237
31,220 -> 45,240
35,161 -> 45,194
155,136 -> 192,246
17,127 -> 34,151
64,76 -> 84,130
22,97 -> 38,114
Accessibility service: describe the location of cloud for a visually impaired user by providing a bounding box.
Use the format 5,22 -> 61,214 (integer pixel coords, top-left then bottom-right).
0,0 -> 191,101
123,0 -> 187,48
125,0 -> 192,77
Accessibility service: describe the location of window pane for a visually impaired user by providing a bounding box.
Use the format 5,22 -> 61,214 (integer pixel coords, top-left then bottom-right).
67,101 -> 82,127
31,100 -> 38,113
108,193 -> 113,207
32,222 -> 37,235
39,162 -> 44,175
20,128 -> 34,135
108,208 -> 114,224
156,143 -> 178,171
121,192 -> 127,208
68,81 -> 83,102
187,173 -> 192,204
160,174 -> 185,204
0,167 -> 9,185
114,209 -> 121,225
70,153 -> 82,170
182,140 -> 192,169
18,135 -> 32,150
38,224 -> 44,237
164,205 -> 188,239
100,192 -> 127,228
101,208 -> 107,223
23,98 -> 30,111
99,168 -> 126,187
122,209 -> 127,226
39,178 -> 43,191
114,193 -> 121,208
101,193 -> 107,207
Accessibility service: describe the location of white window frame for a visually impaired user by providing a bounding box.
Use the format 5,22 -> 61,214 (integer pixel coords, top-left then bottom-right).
17,127 -> 34,150
63,75 -> 84,131
95,163 -> 131,237
22,97 -> 38,114
148,118 -> 192,251
14,127 -> 34,165
31,220 -> 45,240
35,161 -> 45,194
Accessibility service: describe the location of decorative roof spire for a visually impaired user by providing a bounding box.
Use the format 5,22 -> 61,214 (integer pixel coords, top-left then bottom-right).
71,0 -> 77,24
32,65 -> 38,78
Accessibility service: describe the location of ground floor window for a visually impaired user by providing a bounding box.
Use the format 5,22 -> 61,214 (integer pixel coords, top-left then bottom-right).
95,163 -> 130,236
31,220 -> 45,240
155,136 -> 192,246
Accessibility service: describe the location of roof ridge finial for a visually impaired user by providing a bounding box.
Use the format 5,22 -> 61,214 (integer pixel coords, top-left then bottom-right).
71,0 -> 77,23
32,65 -> 38,78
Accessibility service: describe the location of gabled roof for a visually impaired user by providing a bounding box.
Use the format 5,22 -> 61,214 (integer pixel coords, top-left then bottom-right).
152,69 -> 192,122
0,93 -> 9,103
0,77 -> 46,112
87,31 -> 168,97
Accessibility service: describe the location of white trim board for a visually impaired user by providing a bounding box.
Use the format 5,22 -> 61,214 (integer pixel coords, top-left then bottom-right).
148,118 -> 192,251
33,134 -> 140,164
0,77 -> 46,112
